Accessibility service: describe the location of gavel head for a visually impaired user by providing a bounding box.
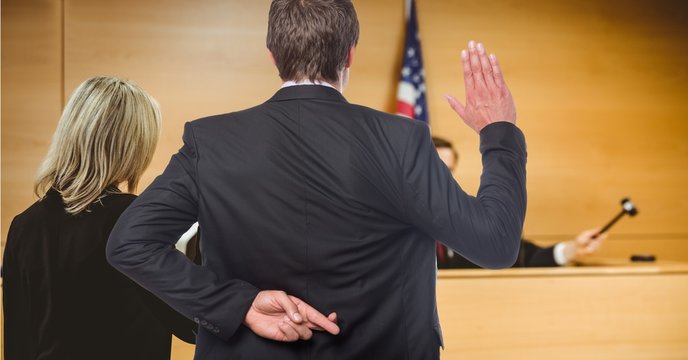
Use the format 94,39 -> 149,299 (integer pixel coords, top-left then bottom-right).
621,197 -> 638,216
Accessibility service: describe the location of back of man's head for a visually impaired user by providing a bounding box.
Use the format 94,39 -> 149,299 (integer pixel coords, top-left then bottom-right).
267,0 -> 359,84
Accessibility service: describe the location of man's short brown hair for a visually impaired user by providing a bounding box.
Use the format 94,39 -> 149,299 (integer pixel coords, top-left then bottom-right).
267,0 -> 359,83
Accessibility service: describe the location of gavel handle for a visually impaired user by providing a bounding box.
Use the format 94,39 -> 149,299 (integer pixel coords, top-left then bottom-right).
593,210 -> 626,238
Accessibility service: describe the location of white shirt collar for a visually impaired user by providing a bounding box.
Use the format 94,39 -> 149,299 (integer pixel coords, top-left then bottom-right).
281,80 -> 338,91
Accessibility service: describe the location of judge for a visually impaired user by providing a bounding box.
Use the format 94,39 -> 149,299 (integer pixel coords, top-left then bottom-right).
432,136 -> 607,268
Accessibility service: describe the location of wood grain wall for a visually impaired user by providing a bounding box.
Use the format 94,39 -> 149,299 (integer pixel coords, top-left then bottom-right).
3,0 -> 688,261
2,0 -> 63,252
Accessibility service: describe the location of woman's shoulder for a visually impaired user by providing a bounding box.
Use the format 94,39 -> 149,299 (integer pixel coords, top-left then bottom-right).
9,192 -> 58,229
4,192 -> 65,256
8,188 -> 137,230
101,191 -> 137,205
95,190 -> 138,215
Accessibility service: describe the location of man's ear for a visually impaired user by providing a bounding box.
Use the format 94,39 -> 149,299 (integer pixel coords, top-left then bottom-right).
268,50 -> 277,66
346,47 -> 356,68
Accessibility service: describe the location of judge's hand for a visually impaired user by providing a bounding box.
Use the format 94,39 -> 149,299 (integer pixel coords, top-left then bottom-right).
445,40 -> 516,133
563,228 -> 608,262
243,290 -> 339,342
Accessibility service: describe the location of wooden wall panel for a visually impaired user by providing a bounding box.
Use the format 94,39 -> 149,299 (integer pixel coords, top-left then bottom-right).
3,0 -> 688,358
4,0 -> 688,257
1,0 -> 63,248
416,0 -> 688,243
63,0 -> 275,188
62,0 -> 405,190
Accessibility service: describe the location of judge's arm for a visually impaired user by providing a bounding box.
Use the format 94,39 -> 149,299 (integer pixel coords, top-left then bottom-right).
404,41 -> 527,269
106,122 -> 336,342
557,228 -> 608,264
518,240 -> 558,267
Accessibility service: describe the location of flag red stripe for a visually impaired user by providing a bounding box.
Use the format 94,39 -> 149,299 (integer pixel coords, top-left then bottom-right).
396,100 -> 415,119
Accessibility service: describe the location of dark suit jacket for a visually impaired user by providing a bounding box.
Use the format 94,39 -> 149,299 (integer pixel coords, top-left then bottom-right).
107,85 -> 527,360
2,188 -> 195,360
437,240 -> 558,269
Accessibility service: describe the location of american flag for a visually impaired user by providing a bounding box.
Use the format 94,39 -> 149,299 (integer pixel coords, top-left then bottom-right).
396,0 -> 428,123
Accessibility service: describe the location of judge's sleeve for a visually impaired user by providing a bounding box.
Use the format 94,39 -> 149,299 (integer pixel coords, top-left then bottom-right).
519,240 -> 559,267
106,122 -> 259,341
401,121 -> 527,269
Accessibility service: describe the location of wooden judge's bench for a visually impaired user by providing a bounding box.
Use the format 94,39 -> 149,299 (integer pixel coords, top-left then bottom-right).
435,260 -> 688,360
171,260 -> 688,359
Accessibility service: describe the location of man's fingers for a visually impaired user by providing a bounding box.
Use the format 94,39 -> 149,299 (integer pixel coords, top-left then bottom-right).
309,312 -> 339,331
583,240 -> 601,255
277,321 -> 300,342
489,53 -> 505,89
477,43 -> 497,90
274,291 -> 303,323
589,240 -> 602,251
461,49 -> 474,92
444,94 -> 466,119
305,307 -> 340,335
287,295 -> 310,323
289,296 -> 340,335
283,316 -> 313,340
582,228 -> 602,242
592,228 -> 608,241
468,41 -> 487,91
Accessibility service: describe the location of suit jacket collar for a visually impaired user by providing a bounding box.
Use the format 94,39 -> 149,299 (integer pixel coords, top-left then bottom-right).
267,85 -> 348,104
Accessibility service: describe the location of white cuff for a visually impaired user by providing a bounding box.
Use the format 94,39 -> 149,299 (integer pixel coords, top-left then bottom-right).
175,222 -> 199,254
553,242 -> 569,266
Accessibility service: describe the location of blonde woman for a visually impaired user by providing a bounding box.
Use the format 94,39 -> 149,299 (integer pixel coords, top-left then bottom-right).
2,76 -> 195,360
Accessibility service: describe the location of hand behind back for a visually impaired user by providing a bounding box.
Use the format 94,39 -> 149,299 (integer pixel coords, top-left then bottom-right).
243,290 -> 339,342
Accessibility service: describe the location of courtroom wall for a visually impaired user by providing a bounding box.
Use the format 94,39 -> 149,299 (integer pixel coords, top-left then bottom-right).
3,0 -> 688,260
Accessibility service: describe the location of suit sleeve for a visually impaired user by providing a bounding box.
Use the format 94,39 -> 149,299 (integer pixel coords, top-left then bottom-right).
401,121 -> 527,269
106,122 -> 260,341
518,240 -> 558,267
133,279 -> 199,343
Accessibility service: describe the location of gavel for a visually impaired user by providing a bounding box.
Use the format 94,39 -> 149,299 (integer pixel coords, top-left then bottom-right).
594,197 -> 638,238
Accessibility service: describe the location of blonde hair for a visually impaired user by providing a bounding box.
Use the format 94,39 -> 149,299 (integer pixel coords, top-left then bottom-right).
34,76 -> 161,214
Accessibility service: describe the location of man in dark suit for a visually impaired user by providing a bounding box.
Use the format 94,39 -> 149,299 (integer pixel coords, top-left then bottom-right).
106,0 -> 527,358
432,137 -> 607,268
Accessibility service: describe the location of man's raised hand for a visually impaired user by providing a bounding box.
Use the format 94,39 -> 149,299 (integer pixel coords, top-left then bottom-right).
445,40 -> 516,133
